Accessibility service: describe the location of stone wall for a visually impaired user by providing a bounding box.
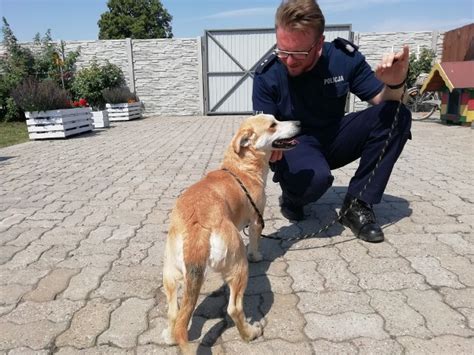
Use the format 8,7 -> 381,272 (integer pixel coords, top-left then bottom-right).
352,31 -> 444,110
0,38 -> 202,117
131,39 -> 201,116
0,30 -> 444,116
63,38 -> 202,116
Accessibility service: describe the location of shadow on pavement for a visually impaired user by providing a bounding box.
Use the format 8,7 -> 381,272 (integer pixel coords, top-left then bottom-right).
0,156 -> 15,162
185,187 -> 412,353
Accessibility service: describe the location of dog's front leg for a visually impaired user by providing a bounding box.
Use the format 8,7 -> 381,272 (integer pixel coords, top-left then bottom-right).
247,219 -> 263,262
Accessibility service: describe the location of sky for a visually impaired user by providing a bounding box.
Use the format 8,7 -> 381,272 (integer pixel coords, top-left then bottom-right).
0,0 -> 473,42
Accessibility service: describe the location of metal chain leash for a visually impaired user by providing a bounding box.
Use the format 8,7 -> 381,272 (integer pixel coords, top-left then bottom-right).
263,84 -> 408,242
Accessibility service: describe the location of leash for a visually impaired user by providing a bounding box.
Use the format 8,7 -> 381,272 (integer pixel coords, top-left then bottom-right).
262,84 -> 408,242
221,167 -> 265,230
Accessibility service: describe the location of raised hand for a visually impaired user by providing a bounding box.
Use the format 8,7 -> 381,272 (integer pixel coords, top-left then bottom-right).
375,45 -> 410,87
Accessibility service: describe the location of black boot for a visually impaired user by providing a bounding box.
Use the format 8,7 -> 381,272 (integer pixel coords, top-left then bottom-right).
279,196 -> 305,221
340,195 -> 384,243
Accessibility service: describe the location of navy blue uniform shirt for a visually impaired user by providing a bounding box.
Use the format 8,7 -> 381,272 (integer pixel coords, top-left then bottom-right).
252,38 -> 384,134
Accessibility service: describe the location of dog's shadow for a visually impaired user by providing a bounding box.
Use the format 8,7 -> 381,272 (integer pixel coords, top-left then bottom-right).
187,186 -> 412,353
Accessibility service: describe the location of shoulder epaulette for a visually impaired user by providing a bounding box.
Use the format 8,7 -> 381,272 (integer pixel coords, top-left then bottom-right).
333,37 -> 359,55
255,52 -> 277,74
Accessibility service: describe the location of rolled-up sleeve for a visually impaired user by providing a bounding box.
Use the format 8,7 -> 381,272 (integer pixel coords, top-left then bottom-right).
350,52 -> 384,102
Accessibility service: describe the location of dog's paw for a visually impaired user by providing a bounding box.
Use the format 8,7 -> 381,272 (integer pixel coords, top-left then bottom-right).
247,250 -> 263,263
161,328 -> 176,345
243,321 -> 263,342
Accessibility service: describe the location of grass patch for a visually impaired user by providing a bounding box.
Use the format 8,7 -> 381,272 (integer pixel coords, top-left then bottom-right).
0,121 -> 29,148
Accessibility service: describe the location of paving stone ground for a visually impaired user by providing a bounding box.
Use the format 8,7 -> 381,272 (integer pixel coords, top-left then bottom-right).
0,115 -> 473,354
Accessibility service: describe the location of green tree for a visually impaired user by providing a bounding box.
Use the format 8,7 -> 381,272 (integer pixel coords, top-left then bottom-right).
32,31 -> 80,91
407,47 -> 436,87
98,0 -> 173,39
0,17 -> 35,121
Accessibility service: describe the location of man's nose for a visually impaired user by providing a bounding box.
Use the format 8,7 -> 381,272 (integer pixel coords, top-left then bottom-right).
285,55 -> 298,65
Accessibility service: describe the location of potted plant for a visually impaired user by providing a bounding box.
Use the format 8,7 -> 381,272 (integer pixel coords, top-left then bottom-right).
103,86 -> 143,121
71,60 -> 125,128
11,78 -> 93,139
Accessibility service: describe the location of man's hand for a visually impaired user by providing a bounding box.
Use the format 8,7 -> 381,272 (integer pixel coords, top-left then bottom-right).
269,150 -> 283,162
375,45 -> 410,87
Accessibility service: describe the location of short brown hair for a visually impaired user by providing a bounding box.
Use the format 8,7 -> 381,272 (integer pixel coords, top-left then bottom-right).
275,0 -> 325,36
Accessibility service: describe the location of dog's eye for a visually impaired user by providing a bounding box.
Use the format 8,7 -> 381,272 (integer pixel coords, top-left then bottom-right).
270,122 -> 277,128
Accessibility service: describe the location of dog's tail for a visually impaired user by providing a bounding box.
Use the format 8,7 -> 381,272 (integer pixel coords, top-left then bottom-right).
174,228 -> 209,352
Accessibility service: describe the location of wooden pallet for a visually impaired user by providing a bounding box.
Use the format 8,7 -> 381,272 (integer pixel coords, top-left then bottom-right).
106,102 -> 143,121
25,108 -> 93,139
91,110 -> 110,128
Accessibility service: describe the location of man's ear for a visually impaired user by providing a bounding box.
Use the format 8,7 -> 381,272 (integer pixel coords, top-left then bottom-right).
232,129 -> 254,154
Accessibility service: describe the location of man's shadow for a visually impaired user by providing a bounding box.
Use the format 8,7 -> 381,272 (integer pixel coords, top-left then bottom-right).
186,186 -> 412,353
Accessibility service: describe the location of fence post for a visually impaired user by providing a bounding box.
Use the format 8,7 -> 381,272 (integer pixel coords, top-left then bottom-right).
197,36 -> 204,115
126,38 -> 136,94
431,30 -> 440,59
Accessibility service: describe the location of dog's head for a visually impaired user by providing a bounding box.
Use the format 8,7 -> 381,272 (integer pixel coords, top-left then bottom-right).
232,114 -> 300,154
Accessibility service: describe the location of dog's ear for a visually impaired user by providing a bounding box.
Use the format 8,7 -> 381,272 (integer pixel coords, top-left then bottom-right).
232,129 -> 254,154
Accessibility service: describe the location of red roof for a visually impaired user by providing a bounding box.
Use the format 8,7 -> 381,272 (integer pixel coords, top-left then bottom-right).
440,61 -> 474,89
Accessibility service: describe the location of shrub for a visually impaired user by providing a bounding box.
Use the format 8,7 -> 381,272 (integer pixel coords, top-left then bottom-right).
102,86 -> 138,104
11,78 -> 72,112
71,60 -> 125,110
0,18 -> 80,121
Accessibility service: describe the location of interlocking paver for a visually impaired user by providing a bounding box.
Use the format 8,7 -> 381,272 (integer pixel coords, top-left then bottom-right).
304,312 -> 388,341
287,260 -> 325,292
298,291 -> 373,315
55,298 -> 120,348
0,116 -> 472,353
2,299 -> 83,324
59,266 -> 109,300
398,335 -> 474,354
317,259 -> 361,291
408,256 -> 465,288
367,289 -> 432,337
403,289 -> 473,336
97,297 -> 154,348
22,268 -> 80,302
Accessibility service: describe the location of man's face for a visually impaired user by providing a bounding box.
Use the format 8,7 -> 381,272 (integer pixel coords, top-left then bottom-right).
275,27 -> 324,77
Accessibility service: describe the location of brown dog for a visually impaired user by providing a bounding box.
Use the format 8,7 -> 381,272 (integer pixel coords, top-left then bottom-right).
161,114 -> 300,353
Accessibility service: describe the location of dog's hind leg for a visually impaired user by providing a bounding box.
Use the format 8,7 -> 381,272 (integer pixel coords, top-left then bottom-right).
174,261 -> 206,354
161,244 -> 181,345
225,228 -> 263,342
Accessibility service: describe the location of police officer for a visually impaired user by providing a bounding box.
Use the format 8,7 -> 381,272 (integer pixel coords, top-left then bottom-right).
252,0 -> 412,243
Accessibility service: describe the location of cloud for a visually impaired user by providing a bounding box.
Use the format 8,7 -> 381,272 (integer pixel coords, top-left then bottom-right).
201,7 -> 275,20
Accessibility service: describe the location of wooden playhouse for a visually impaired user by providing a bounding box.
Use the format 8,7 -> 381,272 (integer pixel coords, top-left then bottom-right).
420,61 -> 474,125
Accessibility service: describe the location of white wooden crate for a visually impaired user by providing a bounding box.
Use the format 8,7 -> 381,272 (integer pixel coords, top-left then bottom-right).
106,102 -> 142,121
25,107 -> 93,140
91,110 -> 110,128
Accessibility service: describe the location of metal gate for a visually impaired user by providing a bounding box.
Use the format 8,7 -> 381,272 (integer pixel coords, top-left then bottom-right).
202,25 -> 353,115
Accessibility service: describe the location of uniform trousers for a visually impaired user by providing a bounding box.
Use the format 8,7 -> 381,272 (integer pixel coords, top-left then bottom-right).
272,101 -> 412,206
